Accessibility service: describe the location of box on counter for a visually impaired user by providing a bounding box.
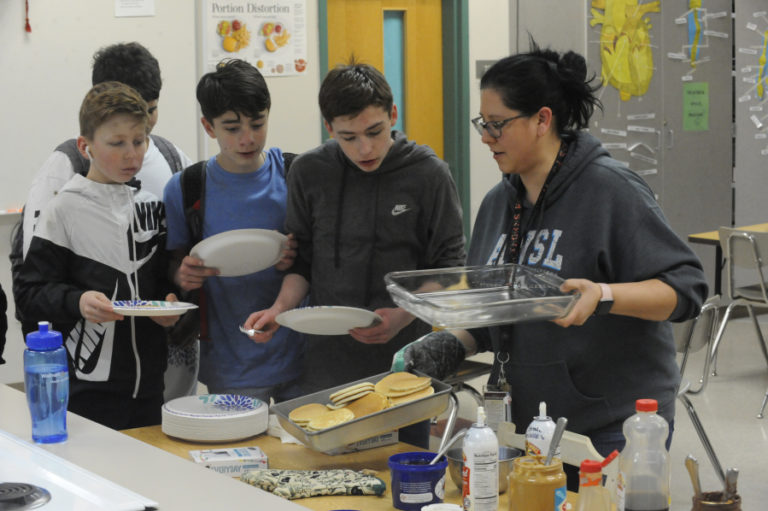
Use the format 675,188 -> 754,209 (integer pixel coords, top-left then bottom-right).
189,446 -> 268,477
323,431 -> 398,455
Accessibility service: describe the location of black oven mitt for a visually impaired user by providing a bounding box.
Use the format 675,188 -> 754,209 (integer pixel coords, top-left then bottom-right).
391,331 -> 467,380
240,468 -> 386,499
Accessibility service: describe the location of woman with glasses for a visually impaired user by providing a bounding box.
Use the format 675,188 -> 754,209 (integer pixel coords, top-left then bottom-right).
394,41 -> 708,489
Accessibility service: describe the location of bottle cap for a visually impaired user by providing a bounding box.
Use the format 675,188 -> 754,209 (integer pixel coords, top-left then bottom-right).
535,401 -> 550,420
26,321 -> 63,351
635,398 -> 658,412
579,459 -> 603,473
476,406 -> 486,426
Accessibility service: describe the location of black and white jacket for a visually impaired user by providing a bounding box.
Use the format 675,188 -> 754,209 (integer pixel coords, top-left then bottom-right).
14,174 -> 172,400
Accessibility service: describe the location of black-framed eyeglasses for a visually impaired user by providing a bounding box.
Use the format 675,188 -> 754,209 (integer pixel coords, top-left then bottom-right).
471,113 -> 528,138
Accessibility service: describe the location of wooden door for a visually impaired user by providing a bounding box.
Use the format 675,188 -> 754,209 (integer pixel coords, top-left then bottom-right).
326,0 -> 444,158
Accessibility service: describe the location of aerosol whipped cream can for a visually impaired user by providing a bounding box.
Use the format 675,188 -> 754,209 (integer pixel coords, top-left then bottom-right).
525,401 -> 559,457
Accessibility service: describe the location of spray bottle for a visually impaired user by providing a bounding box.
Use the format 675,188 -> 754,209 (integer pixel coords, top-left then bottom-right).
461,406 -> 498,511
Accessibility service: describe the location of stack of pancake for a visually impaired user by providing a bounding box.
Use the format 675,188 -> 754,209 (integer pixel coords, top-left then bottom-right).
287,372 -> 434,432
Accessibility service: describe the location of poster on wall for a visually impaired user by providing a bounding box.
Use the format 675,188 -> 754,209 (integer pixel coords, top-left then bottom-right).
200,0 -> 308,77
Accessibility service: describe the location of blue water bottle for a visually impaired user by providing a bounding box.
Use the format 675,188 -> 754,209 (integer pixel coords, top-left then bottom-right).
24,321 -> 69,443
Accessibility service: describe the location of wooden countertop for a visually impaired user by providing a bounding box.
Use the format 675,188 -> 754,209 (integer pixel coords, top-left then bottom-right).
122,425 -> 580,510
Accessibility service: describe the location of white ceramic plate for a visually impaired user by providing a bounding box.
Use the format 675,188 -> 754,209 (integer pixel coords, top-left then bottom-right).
276,306 -> 382,335
112,300 -> 198,317
190,229 -> 287,277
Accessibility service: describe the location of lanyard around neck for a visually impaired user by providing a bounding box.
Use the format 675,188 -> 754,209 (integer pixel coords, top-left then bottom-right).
499,140 -> 568,265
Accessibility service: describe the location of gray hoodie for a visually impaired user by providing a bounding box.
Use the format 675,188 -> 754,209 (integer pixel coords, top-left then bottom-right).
468,131 -> 707,434
286,131 -> 466,391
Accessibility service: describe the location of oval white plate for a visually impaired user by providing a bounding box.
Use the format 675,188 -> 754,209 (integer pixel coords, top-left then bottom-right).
276,306 -> 382,335
112,300 -> 198,317
190,229 -> 287,277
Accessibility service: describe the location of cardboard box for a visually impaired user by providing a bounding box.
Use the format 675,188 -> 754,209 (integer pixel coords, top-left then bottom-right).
189,446 -> 268,477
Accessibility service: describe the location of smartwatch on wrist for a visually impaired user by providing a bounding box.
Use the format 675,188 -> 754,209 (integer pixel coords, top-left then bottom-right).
593,283 -> 614,316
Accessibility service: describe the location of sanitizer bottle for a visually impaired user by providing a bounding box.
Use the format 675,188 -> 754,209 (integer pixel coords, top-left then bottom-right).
461,406 -> 498,511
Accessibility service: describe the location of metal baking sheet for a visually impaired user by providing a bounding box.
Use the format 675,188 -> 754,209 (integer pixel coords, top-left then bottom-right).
271,372 -> 451,452
385,263 -> 579,329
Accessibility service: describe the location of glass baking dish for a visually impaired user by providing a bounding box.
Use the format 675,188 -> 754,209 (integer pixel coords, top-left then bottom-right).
385,263 -> 579,329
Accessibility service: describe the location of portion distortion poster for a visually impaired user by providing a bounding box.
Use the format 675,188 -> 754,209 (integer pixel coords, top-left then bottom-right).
201,0 -> 308,77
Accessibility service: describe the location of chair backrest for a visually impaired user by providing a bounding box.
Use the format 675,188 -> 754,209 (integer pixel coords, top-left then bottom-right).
718,227 -> 768,302
673,295 -> 721,355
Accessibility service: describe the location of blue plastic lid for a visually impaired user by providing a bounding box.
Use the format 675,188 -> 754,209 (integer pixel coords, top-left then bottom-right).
26,321 -> 63,350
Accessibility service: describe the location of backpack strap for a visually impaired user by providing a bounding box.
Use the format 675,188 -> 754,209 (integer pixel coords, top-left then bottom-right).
54,139 -> 89,176
150,134 -> 184,174
180,160 -> 207,244
282,152 -> 296,177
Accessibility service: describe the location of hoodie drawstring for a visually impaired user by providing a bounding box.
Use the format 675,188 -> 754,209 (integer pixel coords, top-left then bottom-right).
125,186 -> 141,399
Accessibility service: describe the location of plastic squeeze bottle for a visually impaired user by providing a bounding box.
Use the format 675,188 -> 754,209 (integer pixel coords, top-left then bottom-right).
575,459 -> 611,511
24,321 -> 69,443
461,406 -> 498,511
525,401 -> 559,457
617,399 -> 670,511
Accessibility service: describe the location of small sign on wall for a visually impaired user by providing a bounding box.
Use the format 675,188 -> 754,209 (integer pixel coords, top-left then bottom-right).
115,0 -> 155,17
683,82 -> 709,131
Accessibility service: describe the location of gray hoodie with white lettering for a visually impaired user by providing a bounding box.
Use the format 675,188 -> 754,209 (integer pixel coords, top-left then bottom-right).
467,130 -> 707,434
286,131 -> 466,392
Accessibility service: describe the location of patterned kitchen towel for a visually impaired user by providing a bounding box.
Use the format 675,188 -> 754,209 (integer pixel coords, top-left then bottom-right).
240,468 -> 386,499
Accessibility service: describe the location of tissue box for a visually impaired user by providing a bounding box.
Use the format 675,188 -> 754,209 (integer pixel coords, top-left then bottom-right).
189,446 -> 268,477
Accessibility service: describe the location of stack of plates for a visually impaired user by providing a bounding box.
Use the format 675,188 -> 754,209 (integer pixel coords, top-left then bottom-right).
161,394 -> 268,442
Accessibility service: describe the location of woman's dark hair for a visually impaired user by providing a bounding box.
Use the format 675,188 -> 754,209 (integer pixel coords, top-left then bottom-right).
480,39 -> 602,136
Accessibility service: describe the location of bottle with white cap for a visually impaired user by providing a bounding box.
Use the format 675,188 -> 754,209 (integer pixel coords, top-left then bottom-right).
525,401 -> 559,458
461,406 -> 498,511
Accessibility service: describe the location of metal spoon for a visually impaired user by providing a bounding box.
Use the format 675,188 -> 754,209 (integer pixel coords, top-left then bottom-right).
429,428 -> 467,465
544,417 -> 568,465
239,325 -> 264,336
723,467 -> 738,502
685,454 -> 702,499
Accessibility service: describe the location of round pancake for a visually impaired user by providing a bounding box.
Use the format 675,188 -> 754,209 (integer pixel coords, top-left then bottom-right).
307,407 -> 355,430
388,376 -> 432,393
389,385 -> 435,406
344,391 -> 389,418
331,389 -> 374,405
329,381 -> 375,401
289,402 -> 328,424
374,372 -> 419,394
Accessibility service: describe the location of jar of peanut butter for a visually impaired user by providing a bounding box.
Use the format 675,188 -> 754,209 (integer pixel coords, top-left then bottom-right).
507,455 -> 567,511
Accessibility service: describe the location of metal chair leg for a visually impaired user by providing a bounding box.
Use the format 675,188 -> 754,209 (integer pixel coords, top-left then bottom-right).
677,390 -> 725,485
746,304 -> 768,368
758,386 -> 768,419
709,302 -> 737,377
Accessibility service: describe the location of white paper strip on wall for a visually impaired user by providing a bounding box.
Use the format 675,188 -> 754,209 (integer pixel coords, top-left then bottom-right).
636,169 -> 658,176
741,66 -> 757,73
682,75 -> 694,82
739,48 -> 759,55
749,106 -> 764,112
626,113 -> 656,120
746,22 -> 758,31
739,94 -> 752,103
705,11 -> 727,19
751,115 -> 763,129
601,128 -> 628,137
630,152 -> 658,165
667,52 -> 687,60
753,11 -> 767,18
602,142 -> 627,150
754,133 -> 767,139
627,125 -> 657,133
675,17 -> 686,25
703,30 -> 728,38
761,148 -> 768,156
743,77 -> 758,84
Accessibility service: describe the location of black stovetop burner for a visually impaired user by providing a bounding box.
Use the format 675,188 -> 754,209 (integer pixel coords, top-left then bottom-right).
0,483 -> 50,510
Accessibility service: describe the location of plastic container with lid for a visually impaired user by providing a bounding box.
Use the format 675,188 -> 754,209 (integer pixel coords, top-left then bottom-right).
617,399 -> 670,511
24,321 -> 69,444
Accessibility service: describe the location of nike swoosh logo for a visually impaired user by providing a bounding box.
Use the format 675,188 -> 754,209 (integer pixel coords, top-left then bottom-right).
391,205 -> 410,216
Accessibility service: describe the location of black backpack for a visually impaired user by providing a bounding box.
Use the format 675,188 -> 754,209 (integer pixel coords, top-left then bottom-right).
166,151 -> 296,347
9,136 -> 185,333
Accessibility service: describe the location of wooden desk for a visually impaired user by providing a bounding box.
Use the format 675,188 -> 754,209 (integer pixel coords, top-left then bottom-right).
688,222 -> 768,295
122,425 -> 579,510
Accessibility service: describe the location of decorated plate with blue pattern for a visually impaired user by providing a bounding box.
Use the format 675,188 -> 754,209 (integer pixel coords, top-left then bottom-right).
161,394 -> 269,442
112,300 -> 198,317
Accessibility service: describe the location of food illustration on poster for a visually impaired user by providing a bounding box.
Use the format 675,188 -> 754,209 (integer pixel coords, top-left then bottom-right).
202,0 -> 308,77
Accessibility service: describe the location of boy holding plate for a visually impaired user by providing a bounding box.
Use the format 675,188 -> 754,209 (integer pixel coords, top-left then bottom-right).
14,82 -> 179,429
163,59 -> 304,403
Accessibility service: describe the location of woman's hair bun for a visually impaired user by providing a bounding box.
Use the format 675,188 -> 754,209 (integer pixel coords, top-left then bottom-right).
559,51 -> 587,82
